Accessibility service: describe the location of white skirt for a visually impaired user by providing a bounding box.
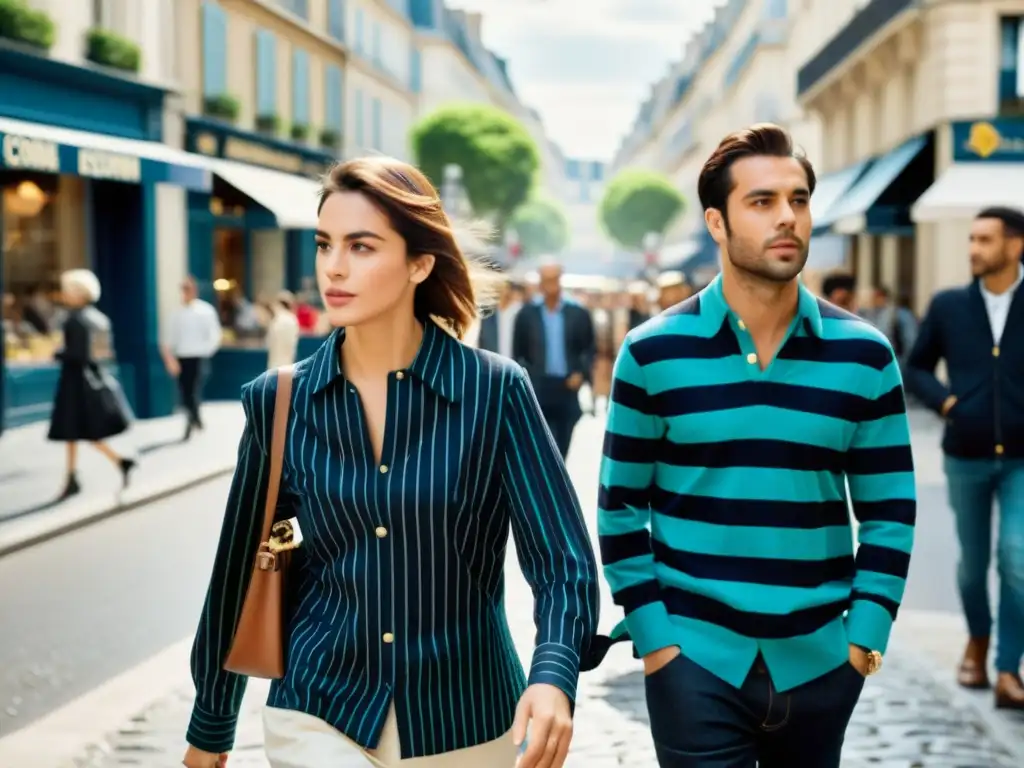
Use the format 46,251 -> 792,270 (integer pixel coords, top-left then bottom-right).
263,704 -> 519,768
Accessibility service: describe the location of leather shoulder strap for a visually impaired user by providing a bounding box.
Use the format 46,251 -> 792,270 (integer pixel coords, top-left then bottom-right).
260,365 -> 295,541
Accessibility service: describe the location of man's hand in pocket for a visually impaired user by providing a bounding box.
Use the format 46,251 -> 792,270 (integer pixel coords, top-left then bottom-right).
643,645 -> 681,676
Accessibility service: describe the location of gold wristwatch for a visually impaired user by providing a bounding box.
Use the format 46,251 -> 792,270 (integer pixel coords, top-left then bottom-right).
857,646 -> 883,676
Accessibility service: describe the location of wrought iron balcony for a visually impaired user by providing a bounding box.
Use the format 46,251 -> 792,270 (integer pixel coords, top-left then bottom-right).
797,0 -> 918,97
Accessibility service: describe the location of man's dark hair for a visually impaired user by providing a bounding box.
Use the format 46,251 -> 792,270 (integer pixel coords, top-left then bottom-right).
697,123 -> 816,230
821,272 -> 856,298
976,206 -> 1024,238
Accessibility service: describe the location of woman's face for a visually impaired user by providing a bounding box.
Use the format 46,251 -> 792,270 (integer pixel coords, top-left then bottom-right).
315,191 -> 434,329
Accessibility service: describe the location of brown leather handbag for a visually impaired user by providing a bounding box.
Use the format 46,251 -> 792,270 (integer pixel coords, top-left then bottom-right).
223,365 -> 295,679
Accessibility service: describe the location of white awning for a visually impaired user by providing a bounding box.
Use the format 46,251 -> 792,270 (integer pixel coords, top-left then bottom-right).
912,163 -> 1024,222
0,115 -> 211,191
206,158 -> 322,229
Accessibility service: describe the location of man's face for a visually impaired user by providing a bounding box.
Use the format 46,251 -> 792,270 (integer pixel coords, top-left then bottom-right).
181,282 -> 197,303
538,265 -> 562,301
969,217 -> 1020,278
708,155 -> 812,284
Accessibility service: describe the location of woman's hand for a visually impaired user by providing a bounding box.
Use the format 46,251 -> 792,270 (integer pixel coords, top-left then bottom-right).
182,745 -> 228,768
512,683 -> 573,768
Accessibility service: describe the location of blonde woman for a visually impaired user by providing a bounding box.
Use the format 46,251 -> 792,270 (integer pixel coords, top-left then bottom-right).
47,269 -> 136,498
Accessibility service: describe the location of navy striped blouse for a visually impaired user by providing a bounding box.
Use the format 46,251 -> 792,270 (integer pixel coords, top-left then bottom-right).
187,320 -> 600,757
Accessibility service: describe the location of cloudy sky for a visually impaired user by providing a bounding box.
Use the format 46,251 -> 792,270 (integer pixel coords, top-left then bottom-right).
449,0 -> 720,161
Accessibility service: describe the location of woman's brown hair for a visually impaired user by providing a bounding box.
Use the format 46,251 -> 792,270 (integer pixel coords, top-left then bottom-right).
317,156 -> 501,339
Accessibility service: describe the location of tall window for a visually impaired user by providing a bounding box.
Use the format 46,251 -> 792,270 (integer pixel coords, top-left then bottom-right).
328,0 -> 345,42
354,89 -> 364,148
371,97 -> 382,150
92,0 -> 111,26
202,1 -> 228,98
292,49 -> 310,128
762,0 -> 787,19
355,8 -> 365,54
255,30 -> 277,117
409,46 -> 421,93
1000,16 -> 1024,115
325,65 -> 344,133
371,21 -> 382,66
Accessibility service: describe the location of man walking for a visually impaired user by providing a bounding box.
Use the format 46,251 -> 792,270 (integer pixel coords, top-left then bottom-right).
596,124 -> 916,766
904,206 -> 1024,709
161,277 -> 221,440
512,262 -> 595,458
477,278 -> 524,357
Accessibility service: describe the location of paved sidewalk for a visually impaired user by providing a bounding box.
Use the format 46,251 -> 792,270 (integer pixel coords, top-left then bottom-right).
2,416 -> 1015,768
0,403 -> 245,555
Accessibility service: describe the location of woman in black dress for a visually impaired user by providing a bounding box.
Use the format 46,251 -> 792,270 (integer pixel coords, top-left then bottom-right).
48,269 -> 136,498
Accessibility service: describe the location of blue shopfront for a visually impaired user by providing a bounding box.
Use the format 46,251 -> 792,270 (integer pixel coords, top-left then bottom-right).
182,118 -> 334,400
0,43 -> 210,436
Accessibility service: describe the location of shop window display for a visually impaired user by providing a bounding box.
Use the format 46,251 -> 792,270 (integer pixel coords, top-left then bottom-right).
2,174 -> 91,365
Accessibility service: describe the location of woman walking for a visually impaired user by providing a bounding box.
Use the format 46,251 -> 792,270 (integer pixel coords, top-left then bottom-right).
48,269 -> 136,498
183,157 -> 599,768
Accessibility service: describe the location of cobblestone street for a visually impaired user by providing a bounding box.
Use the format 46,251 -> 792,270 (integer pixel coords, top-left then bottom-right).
4,415 -> 1024,767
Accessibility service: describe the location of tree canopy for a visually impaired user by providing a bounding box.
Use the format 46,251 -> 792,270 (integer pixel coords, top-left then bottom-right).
598,169 -> 685,250
508,195 -> 569,256
411,103 -> 540,226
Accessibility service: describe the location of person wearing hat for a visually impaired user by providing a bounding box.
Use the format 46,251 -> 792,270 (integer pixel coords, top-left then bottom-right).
905,205 -> 1024,710
266,290 -> 300,370
654,271 -> 692,311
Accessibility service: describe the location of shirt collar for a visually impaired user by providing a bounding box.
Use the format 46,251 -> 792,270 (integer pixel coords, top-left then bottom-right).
309,319 -> 463,402
696,273 -> 823,338
980,262 -> 1023,301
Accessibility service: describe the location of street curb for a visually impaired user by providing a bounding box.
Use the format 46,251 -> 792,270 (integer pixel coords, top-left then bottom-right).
0,462 -> 235,558
0,637 -> 195,767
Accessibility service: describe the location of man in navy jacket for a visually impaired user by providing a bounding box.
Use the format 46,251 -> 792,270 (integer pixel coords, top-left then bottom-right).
905,206 -> 1024,710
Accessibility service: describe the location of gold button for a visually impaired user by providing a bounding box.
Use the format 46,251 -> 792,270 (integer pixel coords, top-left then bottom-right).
996,444 -> 1005,455
746,353 -> 758,364
382,632 -> 394,644
993,346 -> 1000,357
738,320 -> 747,331
396,371 -> 405,380
379,464 -> 388,474
375,526 -> 388,538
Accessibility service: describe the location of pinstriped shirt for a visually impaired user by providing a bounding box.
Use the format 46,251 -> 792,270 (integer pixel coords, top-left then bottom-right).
187,320 -> 600,757
595,276 -> 916,692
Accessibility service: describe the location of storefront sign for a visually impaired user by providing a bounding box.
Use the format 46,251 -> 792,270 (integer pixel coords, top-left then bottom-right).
78,148 -> 142,182
1,133 -> 60,172
953,120 -> 1024,162
187,120 -> 332,178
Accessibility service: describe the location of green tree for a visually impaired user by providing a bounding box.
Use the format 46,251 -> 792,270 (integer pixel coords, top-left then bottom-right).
508,195 -> 570,256
599,169 -> 685,250
411,103 -> 540,226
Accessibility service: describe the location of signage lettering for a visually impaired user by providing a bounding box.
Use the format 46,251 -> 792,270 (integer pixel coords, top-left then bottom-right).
1,134 -> 60,172
956,120 -> 1024,162
78,149 -> 142,182
223,136 -> 304,174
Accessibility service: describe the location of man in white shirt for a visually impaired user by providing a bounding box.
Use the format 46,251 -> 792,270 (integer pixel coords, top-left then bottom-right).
266,290 -> 300,370
162,277 -> 222,440
477,279 -> 524,357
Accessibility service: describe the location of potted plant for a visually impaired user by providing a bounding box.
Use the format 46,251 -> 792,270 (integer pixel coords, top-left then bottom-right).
290,123 -> 309,142
203,94 -> 240,123
319,128 -> 341,150
0,0 -> 55,51
85,27 -> 141,72
255,113 -> 280,135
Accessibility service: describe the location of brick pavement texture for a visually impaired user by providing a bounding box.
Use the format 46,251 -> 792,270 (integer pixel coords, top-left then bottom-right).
37,415 -> 1024,766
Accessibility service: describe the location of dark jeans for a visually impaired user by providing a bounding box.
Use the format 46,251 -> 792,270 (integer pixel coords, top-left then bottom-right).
534,376 -> 581,459
645,653 -> 864,767
945,456 -> 1024,671
177,357 -> 206,427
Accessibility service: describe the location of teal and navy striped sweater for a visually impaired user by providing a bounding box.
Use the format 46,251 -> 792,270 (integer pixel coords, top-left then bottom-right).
596,275 -> 916,692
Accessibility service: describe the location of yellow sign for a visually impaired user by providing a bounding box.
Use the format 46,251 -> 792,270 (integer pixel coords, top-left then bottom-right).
965,121 -> 1024,159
